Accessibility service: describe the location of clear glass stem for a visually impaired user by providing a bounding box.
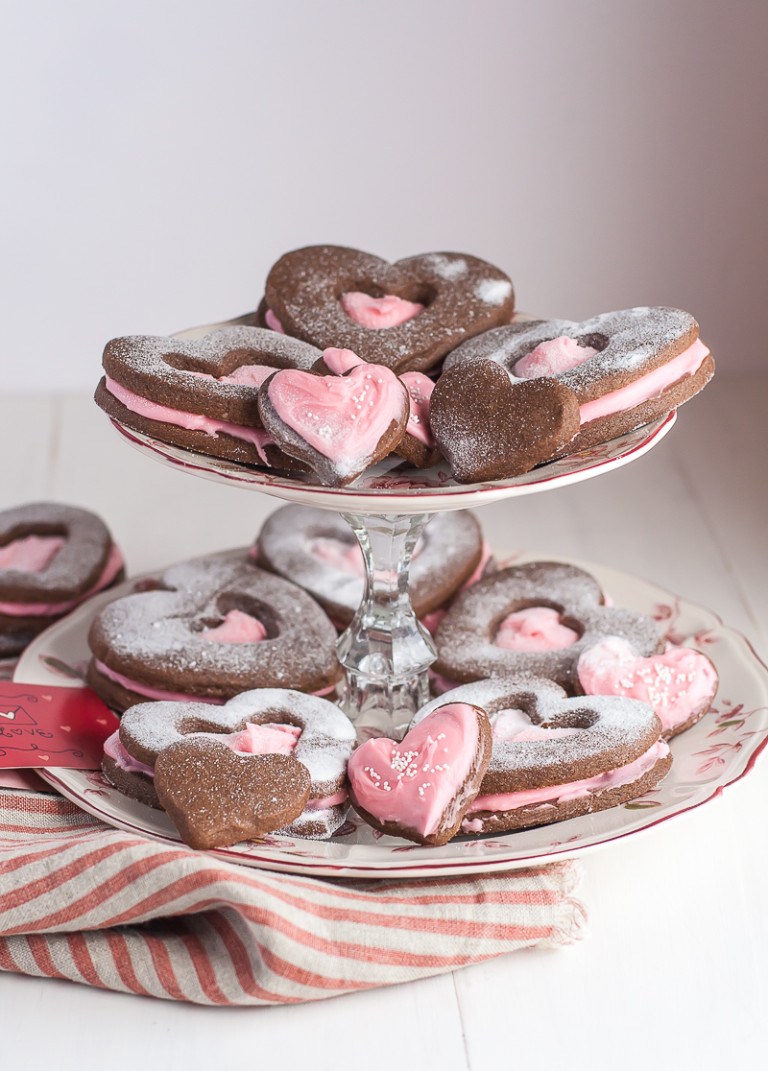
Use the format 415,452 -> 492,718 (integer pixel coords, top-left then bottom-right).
336,512 -> 437,740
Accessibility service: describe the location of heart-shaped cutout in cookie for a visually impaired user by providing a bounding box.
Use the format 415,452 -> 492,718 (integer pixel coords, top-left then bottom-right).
577,637 -> 718,738
347,702 -> 492,845
429,360 -> 580,482
263,245 -> 515,372
154,737 -> 311,849
258,363 -> 409,485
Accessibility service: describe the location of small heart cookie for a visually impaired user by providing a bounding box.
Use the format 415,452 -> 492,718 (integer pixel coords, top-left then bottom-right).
262,245 -> 515,373
577,636 -> 718,738
429,360 -> 580,482
258,362 -> 409,486
154,737 -> 311,849
347,702 -> 493,845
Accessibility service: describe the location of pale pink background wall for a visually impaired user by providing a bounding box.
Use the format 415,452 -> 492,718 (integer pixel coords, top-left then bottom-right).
2,0 -> 766,391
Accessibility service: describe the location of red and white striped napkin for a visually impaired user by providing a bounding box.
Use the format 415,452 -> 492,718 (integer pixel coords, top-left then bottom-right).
0,789 -> 586,1005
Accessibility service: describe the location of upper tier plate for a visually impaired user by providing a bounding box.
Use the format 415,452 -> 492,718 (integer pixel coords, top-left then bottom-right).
110,405 -> 676,516
105,311 -> 677,514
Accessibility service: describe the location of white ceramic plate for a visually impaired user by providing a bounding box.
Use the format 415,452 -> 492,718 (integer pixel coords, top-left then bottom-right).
110,412 -> 676,516
19,555 -> 768,878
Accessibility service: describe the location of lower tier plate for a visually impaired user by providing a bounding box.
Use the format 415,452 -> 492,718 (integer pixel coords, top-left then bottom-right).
17,555 -> 768,878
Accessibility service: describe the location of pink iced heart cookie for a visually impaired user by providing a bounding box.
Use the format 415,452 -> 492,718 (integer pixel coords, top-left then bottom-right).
347,702 -> 493,845
258,362 -> 409,486
577,637 -> 718,738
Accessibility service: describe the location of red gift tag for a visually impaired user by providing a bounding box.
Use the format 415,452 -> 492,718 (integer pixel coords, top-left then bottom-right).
0,683 -> 118,770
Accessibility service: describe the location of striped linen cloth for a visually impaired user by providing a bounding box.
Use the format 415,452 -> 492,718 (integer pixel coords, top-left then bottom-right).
0,789 -> 586,1005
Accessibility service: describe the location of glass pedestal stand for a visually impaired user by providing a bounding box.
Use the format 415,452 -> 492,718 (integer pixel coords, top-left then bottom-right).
336,511 -> 434,738
110,408 -> 677,741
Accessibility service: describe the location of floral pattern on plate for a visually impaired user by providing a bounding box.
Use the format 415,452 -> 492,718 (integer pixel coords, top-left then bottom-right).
17,554 -> 768,878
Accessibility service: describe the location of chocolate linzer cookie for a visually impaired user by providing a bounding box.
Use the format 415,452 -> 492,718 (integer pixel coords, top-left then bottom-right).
0,502 -> 125,656
103,687 -> 356,840
414,675 -> 672,834
442,307 -> 714,454
87,549 -> 342,712
254,505 -> 485,628
434,561 -> 663,690
95,325 -> 323,468
262,245 -> 515,373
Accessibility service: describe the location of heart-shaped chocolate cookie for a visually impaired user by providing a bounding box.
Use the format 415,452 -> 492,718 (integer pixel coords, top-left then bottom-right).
258,363 -> 409,486
95,326 -> 323,467
262,245 -> 515,373
0,502 -> 125,656
86,549 -> 342,712
429,360 -> 580,482
154,737 -> 311,849
443,306 -> 714,454
347,702 -> 492,845
413,676 -> 672,834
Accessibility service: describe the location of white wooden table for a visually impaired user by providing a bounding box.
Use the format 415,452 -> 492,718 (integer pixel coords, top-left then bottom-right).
1,375 -> 766,1071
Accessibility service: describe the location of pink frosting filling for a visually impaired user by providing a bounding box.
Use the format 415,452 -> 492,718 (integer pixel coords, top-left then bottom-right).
311,537 -> 364,575
200,609 -> 268,644
105,376 -> 273,463
104,726 -> 347,811
0,544 -> 124,617
340,292 -> 424,329
228,722 -> 301,755
264,308 -> 285,334
348,703 -> 482,838
491,708 -> 578,743
494,607 -> 579,651
467,739 -> 669,814
578,637 -> 717,733
400,371 -> 436,446
266,364 -> 405,475
0,535 -> 66,573
94,658 -> 337,703
516,336 -> 599,378
189,365 -> 278,388
578,339 -> 710,425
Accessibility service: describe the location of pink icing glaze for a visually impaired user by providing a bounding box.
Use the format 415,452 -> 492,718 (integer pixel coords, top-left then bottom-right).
340,292 -> 424,329
105,376 -> 273,464
264,308 -> 286,333
0,544 -> 124,617
322,348 -> 366,374
578,637 -> 717,733
93,658 -> 337,703
494,607 -> 579,652
400,371 -> 436,446
266,364 -> 405,476
305,790 -> 348,810
0,535 -> 66,573
200,609 -> 268,644
515,336 -> 599,378
348,703 -> 482,837
491,708 -> 578,743
578,339 -> 709,425
466,739 -> 669,814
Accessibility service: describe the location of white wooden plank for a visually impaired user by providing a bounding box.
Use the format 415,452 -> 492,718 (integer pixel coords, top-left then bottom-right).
0,969 -> 468,1071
